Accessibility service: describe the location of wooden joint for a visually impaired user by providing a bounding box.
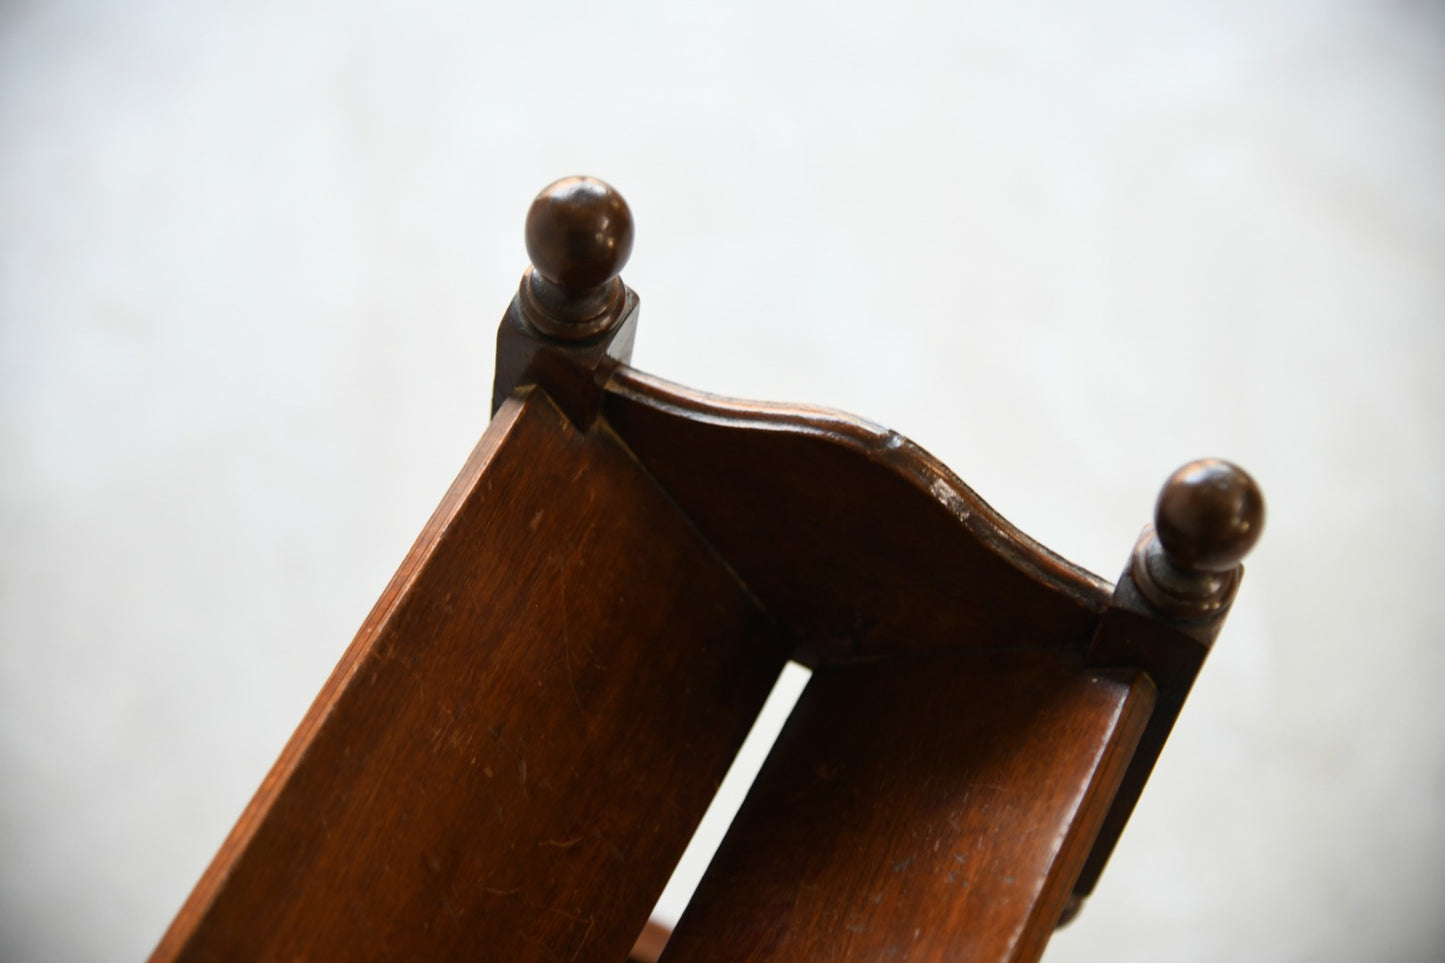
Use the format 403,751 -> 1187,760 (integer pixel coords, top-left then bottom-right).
491,176 -> 640,426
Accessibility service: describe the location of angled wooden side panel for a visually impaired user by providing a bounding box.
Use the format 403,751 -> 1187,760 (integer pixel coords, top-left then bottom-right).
660,650 -> 1156,963
151,390 -> 789,962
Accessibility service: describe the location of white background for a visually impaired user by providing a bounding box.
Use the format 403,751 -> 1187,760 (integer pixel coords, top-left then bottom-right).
2,1 -> 1442,960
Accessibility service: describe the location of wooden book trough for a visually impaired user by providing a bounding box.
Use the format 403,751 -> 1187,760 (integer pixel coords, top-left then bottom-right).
151,177 -> 1264,962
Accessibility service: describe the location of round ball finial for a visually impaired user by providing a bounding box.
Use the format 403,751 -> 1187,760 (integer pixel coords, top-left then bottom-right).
1154,459 -> 1264,573
524,176 -> 634,293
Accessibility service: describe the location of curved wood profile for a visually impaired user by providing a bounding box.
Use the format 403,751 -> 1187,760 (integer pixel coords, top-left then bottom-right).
601,366 -> 1112,664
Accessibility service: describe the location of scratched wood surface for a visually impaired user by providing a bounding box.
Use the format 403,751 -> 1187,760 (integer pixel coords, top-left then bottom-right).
150,389 -> 789,962
660,648 -> 1156,963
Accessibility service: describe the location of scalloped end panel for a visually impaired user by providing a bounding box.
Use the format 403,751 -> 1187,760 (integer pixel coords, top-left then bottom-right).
602,368 -> 1111,664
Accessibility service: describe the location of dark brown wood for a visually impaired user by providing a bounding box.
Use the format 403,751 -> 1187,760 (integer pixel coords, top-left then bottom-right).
526,175 -> 634,294
491,287 -> 638,424
519,175 -> 635,340
1072,564 -> 1215,899
1072,460 -> 1264,896
630,919 -> 672,963
1154,459 -> 1263,573
603,366 -> 1112,665
153,176 -> 1265,961
150,389 -> 788,962
493,177 -> 640,424
1129,458 -> 1263,619
660,649 -> 1157,962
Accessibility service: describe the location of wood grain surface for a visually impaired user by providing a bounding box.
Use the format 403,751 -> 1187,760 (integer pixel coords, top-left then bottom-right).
660,648 -> 1156,962
603,366 -> 1112,664
150,389 -> 788,962
147,171 -> 1259,961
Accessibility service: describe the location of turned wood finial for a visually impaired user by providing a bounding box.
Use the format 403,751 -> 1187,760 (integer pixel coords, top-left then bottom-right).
525,176 -> 633,290
1131,458 -> 1264,618
519,176 -> 634,340
1154,459 -> 1264,573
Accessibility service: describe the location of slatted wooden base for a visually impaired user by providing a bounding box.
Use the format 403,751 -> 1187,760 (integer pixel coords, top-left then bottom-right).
661,650 -> 1155,962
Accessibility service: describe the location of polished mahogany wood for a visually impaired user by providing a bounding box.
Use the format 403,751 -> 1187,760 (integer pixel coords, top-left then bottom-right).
525,175 -> 634,294
518,176 -> 636,340
493,177 -> 640,422
153,176 -> 1265,961
1072,459 -> 1265,898
150,390 -> 788,962
660,649 -> 1156,962
1125,458 -> 1264,620
603,366 -> 1111,665
1154,459 -> 1264,573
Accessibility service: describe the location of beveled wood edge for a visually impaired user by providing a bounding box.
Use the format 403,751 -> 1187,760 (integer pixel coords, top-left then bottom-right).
149,394 -> 538,961
1014,669 -> 1159,961
602,365 -> 1112,613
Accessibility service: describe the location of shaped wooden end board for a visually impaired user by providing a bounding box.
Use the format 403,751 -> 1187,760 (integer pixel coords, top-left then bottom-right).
150,389 -> 789,962
602,367 -> 1113,663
